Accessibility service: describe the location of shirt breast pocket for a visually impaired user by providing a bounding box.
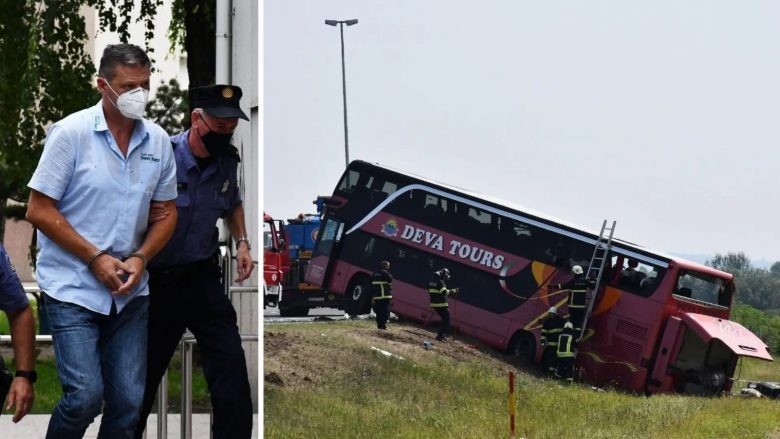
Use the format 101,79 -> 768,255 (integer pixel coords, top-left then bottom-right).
176,190 -> 191,208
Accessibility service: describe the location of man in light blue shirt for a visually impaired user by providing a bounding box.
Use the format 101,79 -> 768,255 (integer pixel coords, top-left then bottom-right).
26,43 -> 177,439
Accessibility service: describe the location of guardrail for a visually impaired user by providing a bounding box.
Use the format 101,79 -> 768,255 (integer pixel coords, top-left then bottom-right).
5,245 -> 259,439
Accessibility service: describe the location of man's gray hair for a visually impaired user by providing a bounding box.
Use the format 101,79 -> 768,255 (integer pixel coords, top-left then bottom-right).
98,44 -> 151,80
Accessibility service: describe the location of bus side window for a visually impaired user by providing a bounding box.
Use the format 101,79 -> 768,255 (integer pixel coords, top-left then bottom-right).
381,181 -> 398,197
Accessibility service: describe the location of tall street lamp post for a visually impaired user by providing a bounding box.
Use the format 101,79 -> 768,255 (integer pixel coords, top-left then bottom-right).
325,18 -> 358,169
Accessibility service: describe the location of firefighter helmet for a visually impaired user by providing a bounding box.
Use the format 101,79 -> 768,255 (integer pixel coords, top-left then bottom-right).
564,322 -> 574,330
548,306 -> 558,315
440,268 -> 451,279
572,265 -> 583,275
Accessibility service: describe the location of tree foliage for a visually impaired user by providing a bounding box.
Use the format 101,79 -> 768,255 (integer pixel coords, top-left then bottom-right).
170,0 -> 216,87
706,252 -> 780,353
706,252 -> 780,311
0,0 -> 215,244
146,78 -> 191,134
0,0 -> 99,239
706,252 -> 752,274
731,304 -> 780,354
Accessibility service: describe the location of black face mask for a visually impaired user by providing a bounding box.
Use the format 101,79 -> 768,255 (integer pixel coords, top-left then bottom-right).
199,118 -> 233,156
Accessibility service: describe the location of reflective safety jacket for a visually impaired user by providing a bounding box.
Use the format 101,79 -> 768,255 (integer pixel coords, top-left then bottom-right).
370,268 -> 393,300
556,326 -> 578,359
554,276 -> 594,309
540,314 -> 566,348
428,273 -> 454,308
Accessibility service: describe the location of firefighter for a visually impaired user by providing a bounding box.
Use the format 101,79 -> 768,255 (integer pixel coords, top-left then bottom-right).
370,260 -> 393,330
555,321 -> 578,383
550,265 -> 593,335
428,268 -> 458,342
540,306 -> 566,377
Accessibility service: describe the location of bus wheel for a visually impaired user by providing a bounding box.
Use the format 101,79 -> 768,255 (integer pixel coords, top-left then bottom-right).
346,275 -> 370,317
508,331 -> 536,363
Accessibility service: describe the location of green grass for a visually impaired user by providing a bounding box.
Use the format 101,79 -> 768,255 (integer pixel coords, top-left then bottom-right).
264,321 -> 780,439
0,295 -> 43,334
3,296 -> 212,414
2,351 -> 210,415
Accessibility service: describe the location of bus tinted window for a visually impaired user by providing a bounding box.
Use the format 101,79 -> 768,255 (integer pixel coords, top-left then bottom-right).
607,256 -> 664,297
469,207 -> 491,225
674,271 -> 730,307
381,181 -> 398,196
338,170 -> 361,192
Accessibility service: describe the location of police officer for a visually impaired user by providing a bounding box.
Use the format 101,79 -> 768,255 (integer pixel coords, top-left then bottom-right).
428,268 -> 458,342
555,321 -> 578,383
0,243 -> 35,423
550,265 -> 593,335
539,306 -> 565,377
136,85 -> 254,439
370,261 -> 393,330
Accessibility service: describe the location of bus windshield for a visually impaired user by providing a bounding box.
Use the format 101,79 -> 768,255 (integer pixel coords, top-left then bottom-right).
673,270 -> 731,307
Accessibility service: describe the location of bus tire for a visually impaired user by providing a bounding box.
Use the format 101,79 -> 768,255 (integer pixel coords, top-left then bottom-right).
508,331 -> 536,363
346,275 -> 371,317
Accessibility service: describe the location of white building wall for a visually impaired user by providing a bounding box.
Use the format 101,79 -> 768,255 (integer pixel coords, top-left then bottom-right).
84,0 -> 189,93
226,0 -> 260,412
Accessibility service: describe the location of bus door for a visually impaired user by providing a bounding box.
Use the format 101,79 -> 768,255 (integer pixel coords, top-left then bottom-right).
304,217 -> 345,288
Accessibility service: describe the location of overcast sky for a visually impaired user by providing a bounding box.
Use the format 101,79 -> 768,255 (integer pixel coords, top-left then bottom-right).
263,1 -> 780,264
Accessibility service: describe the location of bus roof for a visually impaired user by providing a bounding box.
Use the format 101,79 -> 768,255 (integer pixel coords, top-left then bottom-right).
349,160 -> 719,273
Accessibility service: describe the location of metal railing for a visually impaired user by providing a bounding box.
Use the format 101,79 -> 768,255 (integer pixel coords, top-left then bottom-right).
150,244 -> 258,438
3,246 -> 258,439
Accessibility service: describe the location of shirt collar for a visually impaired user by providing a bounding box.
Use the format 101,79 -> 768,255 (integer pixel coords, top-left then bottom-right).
175,130 -> 222,178
174,130 -> 198,172
90,101 -> 108,132
90,100 -> 150,145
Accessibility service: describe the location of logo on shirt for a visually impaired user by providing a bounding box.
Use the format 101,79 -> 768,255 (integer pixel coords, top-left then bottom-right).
380,218 -> 399,237
141,153 -> 160,163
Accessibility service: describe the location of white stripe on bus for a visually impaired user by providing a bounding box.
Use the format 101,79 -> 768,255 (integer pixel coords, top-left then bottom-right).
344,183 -> 669,268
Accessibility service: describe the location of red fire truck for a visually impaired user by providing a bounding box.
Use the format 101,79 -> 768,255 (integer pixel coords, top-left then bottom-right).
263,212 -> 285,308
263,209 -> 352,316
305,160 -> 773,395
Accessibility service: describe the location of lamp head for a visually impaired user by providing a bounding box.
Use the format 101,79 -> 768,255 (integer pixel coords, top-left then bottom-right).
324,20 -> 338,26
345,19 -> 358,26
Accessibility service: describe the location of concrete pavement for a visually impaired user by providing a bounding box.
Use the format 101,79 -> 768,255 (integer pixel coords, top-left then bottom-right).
0,413 -> 259,438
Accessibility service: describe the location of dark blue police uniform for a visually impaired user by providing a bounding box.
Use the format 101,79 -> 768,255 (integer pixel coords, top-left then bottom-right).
0,243 -> 28,314
0,243 -> 28,409
136,128 -> 252,438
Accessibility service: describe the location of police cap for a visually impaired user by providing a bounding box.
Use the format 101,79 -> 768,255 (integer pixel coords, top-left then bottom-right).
190,84 -> 249,120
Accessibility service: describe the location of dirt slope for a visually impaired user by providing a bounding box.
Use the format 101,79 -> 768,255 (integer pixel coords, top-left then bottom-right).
264,320 -> 530,389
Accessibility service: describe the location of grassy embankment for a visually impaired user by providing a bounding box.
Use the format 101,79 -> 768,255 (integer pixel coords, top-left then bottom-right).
264,320 -> 780,439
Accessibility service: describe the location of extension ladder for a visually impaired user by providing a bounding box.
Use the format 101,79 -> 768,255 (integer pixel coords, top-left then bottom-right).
579,220 -> 616,341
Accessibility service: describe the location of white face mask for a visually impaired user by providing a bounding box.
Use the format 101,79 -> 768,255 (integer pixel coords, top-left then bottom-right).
104,81 -> 149,120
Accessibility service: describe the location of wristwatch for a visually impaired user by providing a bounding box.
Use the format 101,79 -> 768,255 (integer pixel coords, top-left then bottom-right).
236,236 -> 251,251
15,370 -> 37,383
